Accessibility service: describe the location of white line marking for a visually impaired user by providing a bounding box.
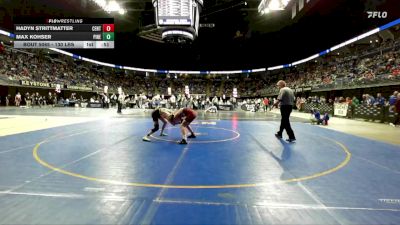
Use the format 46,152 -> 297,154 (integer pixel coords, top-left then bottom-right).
155,199 -> 400,212
201,122 -> 217,125
0,191 -> 85,199
355,155 -> 400,174
84,187 -> 106,192
1,131 -> 132,196
140,128 -> 198,225
1,191 -> 399,212
297,182 -> 345,225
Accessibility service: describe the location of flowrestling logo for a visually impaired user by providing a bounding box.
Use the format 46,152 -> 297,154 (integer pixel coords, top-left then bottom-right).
367,11 -> 388,18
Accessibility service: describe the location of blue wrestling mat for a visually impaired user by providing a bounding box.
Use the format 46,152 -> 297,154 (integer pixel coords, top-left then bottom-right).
0,115 -> 399,225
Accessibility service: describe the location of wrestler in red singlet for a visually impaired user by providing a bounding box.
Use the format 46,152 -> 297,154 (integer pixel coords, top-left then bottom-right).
172,108 -> 197,144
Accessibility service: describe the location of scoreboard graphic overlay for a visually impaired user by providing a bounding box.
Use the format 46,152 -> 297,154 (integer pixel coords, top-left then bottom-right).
13,18 -> 114,49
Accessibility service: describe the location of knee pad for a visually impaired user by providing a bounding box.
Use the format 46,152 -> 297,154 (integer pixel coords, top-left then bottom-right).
151,123 -> 159,132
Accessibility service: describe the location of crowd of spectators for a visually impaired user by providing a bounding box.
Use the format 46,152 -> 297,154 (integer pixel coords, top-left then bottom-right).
260,37 -> 400,95
0,30 -> 399,107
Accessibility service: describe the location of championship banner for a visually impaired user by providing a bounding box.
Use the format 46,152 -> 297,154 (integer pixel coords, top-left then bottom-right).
334,103 -> 348,116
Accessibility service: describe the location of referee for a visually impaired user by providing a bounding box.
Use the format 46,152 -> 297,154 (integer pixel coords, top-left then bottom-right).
273,80 -> 296,142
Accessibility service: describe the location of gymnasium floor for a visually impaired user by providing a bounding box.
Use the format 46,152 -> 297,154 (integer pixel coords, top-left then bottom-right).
0,107 -> 399,225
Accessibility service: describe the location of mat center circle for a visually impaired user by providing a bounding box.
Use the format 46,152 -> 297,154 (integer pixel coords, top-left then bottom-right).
150,126 -> 240,143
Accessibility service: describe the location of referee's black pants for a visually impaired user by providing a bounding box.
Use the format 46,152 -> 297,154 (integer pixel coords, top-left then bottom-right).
278,105 -> 295,139
117,101 -> 122,113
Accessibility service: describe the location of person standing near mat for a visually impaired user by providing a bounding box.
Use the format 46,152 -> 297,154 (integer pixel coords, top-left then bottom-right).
273,80 -> 296,142
170,107 -> 197,144
143,108 -> 174,141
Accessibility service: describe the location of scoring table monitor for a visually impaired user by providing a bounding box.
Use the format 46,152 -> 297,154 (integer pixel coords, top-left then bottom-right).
13,18 -> 115,49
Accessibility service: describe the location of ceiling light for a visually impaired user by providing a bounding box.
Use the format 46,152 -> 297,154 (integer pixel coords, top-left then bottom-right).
259,0 -> 288,14
94,0 -> 107,8
106,1 -> 120,12
268,0 -> 283,10
92,0 -> 126,14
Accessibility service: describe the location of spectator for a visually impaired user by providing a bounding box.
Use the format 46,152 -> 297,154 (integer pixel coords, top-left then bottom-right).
169,94 -> 176,109
390,93 -> 400,127
350,96 -> 360,118
15,92 -> 21,107
365,94 -> 375,106
25,92 -> 31,107
389,91 -> 398,112
263,97 -> 269,112
6,94 -> 10,106
374,93 -> 385,107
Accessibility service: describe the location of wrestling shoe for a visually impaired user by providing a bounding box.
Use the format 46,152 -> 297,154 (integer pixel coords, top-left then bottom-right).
286,138 -> 296,143
178,139 -> 188,144
188,134 -> 196,138
142,136 -> 151,142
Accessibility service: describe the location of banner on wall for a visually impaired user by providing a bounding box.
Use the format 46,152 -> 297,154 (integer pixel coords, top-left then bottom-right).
20,80 -> 53,87
334,103 -> 348,116
66,85 -> 93,91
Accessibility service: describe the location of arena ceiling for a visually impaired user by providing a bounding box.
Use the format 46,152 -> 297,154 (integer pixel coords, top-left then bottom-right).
1,0 -> 400,70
